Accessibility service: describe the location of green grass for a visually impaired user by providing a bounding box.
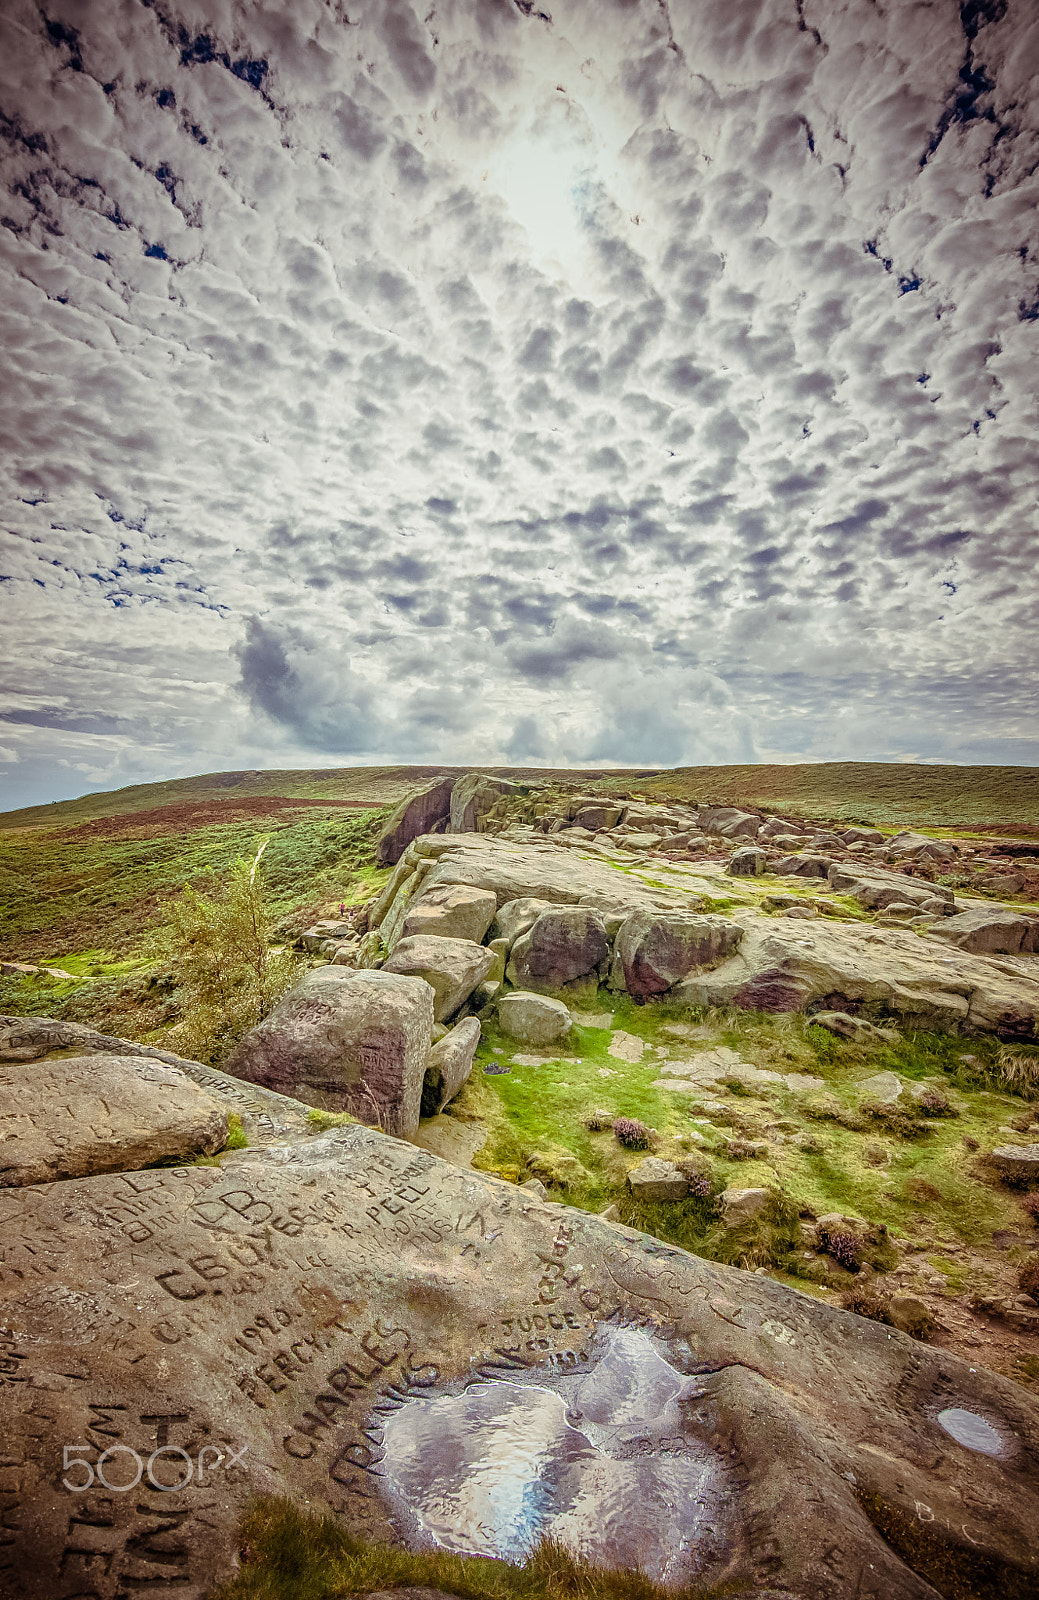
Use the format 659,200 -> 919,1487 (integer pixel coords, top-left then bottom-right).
0,809 -> 386,960
458,1002 -> 1032,1275
212,1494 -> 746,1600
632,761 -> 1039,828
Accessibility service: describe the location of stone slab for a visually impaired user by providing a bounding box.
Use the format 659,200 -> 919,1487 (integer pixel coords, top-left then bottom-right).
0,1129 -> 1036,1596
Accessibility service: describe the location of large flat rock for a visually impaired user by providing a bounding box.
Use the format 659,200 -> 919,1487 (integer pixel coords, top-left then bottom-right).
0,1014 -> 317,1145
412,834 -> 686,912
671,917 -> 1039,1039
0,1054 -> 227,1185
0,1128 -> 1036,1597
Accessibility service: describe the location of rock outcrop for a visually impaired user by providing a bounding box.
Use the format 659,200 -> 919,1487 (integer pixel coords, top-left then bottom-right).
382,934 -> 495,1022
616,910 -> 745,999
1,1125 -> 1036,1599
497,990 -> 572,1045
671,919 -> 1038,1039
420,1016 -> 481,1117
0,1054 -> 227,1185
376,778 -> 454,865
506,906 -> 610,993
400,883 -> 498,944
226,967 -> 435,1136
449,772 -> 520,832
930,906 -> 1039,955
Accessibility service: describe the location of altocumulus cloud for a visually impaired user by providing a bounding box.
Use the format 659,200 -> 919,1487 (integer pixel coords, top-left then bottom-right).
1,0 -> 1037,805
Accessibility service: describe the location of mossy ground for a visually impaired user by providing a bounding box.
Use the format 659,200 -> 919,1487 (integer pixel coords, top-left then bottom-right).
450,998 -> 1039,1330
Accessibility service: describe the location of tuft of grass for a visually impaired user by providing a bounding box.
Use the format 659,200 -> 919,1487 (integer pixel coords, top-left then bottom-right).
225,1113 -> 248,1150
212,1494 -> 715,1600
307,1108 -> 357,1132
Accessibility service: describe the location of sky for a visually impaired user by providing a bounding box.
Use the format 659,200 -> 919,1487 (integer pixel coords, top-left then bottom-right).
1,0 -> 1038,809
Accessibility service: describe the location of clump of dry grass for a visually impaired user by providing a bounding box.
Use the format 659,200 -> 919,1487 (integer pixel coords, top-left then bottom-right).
212,1494 -> 685,1600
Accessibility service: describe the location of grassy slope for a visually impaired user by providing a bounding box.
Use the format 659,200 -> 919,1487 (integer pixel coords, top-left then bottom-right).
0,764 -> 658,831
3,760 -> 1034,837
637,761 -> 1039,828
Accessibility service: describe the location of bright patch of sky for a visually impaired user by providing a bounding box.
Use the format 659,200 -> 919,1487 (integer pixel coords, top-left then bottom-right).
1,0 -> 1037,806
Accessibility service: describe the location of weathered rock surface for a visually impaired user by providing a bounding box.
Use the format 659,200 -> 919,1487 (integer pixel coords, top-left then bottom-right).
719,1186 -> 770,1223
400,883 -> 498,945
986,1143 -> 1039,1186
497,990 -> 572,1045
810,1010 -> 900,1044
449,772 -> 519,832
383,935 -> 495,1023
573,802 -> 623,831
827,862 -> 954,911
727,845 -> 766,876
376,778 -> 454,865
0,1054 -> 228,1186
413,835 -> 682,913
226,968 -> 434,1136
492,896 -> 554,947
507,907 -> 610,993
627,1157 -> 688,1201
671,918 -> 1039,1039
699,807 -> 761,838
420,1017 -> 481,1118
930,906 -> 1039,955
0,1014 -> 317,1145
1,1126 -> 1036,1599
774,853 -> 833,878
616,910 -> 745,999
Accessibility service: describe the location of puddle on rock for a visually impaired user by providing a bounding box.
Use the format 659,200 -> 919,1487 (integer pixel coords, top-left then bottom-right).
378,1328 -> 719,1585
936,1408 -> 1004,1456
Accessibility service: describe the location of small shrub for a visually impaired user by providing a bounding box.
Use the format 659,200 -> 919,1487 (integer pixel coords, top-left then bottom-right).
917,1086 -> 956,1117
962,1134 -> 980,1151
819,1226 -> 862,1271
863,1142 -> 890,1167
585,1108 -> 615,1132
155,843 -> 304,1064
723,1138 -> 758,1161
861,1100 -> 930,1140
905,1177 -> 942,1205
687,1172 -> 713,1199
1022,1194 -> 1039,1226
613,1116 -> 650,1150
840,1287 -> 893,1325
1020,1257 -> 1039,1299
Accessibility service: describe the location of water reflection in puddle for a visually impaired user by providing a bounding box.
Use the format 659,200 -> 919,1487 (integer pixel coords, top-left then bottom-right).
936,1407 -> 1004,1455
378,1328 -> 717,1584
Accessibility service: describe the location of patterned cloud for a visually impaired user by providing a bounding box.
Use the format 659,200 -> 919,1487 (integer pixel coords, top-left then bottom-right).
1,0 -> 1037,804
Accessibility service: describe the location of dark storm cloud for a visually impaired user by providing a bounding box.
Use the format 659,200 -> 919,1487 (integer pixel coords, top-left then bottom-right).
1,0 -> 1037,802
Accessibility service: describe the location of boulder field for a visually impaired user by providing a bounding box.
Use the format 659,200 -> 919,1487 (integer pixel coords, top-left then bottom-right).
0,1097 -> 1037,1599
311,829 -> 1039,1051
2,779 -> 1038,1596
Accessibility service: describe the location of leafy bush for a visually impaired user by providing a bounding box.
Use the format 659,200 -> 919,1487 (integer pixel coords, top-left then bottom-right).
612,1117 -> 650,1150
1022,1194 -> 1039,1226
155,844 -> 304,1064
225,1114 -> 248,1150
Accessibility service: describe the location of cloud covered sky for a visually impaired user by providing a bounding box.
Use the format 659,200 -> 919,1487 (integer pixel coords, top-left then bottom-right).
1,0 -> 1037,807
